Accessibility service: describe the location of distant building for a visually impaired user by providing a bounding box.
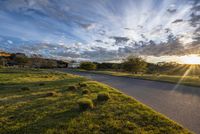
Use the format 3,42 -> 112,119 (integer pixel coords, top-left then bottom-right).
68,62 -> 80,68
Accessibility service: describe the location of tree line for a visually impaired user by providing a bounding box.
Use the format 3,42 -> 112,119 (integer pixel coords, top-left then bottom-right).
1,51 -> 199,76
79,56 -> 147,74
80,56 -> 200,76
0,52 -> 68,68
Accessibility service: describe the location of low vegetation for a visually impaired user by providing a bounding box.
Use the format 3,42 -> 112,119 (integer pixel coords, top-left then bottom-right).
79,82 -> 87,88
45,91 -> 60,97
82,89 -> 90,94
0,68 -> 191,133
97,92 -> 110,101
68,85 -> 78,91
78,98 -> 94,111
21,87 -> 30,91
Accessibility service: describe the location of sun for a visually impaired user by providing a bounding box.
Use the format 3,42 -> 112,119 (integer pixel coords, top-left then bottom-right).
180,54 -> 200,65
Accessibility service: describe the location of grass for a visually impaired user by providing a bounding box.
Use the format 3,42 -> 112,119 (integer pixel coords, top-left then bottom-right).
0,68 -> 191,134
75,69 -> 200,87
78,98 -> 94,111
97,92 -> 110,102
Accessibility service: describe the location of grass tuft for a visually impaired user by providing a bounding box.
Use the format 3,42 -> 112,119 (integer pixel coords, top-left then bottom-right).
78,98 -> 94,111
82,89 -> 90,94
97,92 -> 110,102
45,91 -> 59,97
39,83 -> 45,86
68,85 -> 78,91
79,83 -> 87,88
21,87 -> 30,91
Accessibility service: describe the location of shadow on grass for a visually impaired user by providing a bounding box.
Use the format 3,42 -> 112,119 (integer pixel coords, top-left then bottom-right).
0,77 -> 85,91
3,107 -> 81,134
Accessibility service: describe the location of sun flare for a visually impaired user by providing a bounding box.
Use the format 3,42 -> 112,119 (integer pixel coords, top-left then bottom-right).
180,55 -> 200,65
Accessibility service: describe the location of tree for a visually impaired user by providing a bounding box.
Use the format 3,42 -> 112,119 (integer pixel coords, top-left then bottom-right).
80,62 -> 96,70
122,56 -> 147,74
0,57 -> 7,66
112,63 -> 122,71
10,53 -> 29,67
15,56 -> 29,66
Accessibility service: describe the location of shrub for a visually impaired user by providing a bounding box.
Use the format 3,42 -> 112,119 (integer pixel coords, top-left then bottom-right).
39,83 -> 45,86
79,83 -> 87,88
78,98 -> 94,111
82,89 -> 90,94
21,87 -> 30,91
97,92 -> 110,101
68,85 -> 78,91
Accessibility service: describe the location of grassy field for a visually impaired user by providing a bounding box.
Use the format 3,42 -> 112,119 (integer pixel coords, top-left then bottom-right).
75,70 -> 200,87
0,68 -> 191,134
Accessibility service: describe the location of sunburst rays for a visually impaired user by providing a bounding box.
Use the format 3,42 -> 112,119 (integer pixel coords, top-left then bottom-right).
172,65 -> 196,90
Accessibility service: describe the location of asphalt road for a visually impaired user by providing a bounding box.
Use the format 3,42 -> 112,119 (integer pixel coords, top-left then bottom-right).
58,69 -> 200,134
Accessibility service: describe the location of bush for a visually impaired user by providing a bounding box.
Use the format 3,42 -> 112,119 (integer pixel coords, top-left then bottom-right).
78,98 -> 94,111
80,62 -> 96,70
97,92 -> 110,101
21,87 -> 30,91
68,85 -> 78,91
82,89 -> 90,94
79,83 -> 87,88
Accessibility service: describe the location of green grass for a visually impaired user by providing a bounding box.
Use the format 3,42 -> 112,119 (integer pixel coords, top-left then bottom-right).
0,68 -> 191,134
75,69 -> 200,87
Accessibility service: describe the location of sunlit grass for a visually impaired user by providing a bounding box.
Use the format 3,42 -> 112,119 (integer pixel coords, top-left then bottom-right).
0,68 -> 191,134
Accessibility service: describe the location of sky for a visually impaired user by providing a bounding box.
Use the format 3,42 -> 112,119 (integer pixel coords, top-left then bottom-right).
0,0 -> 200,62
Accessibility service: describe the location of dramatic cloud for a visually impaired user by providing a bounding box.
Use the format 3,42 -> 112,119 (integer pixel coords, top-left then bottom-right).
172,19 -> 184,23
110,36 -> 130,44
167,9 -> 177,14
0,0 -> 200,62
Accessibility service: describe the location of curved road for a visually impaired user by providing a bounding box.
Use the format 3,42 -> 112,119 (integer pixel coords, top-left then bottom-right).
59,69 -> 200,134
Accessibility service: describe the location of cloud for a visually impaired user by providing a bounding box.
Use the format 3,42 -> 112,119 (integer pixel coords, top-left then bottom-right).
189,2 -> 200,27
7,40 -> 13,44
79,23 -> 96,30
0,0 -> 200,62
167,9 -> 177,14
110,36 -> 129,44
172,19 -> 183,23
95,40 -> 103,43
